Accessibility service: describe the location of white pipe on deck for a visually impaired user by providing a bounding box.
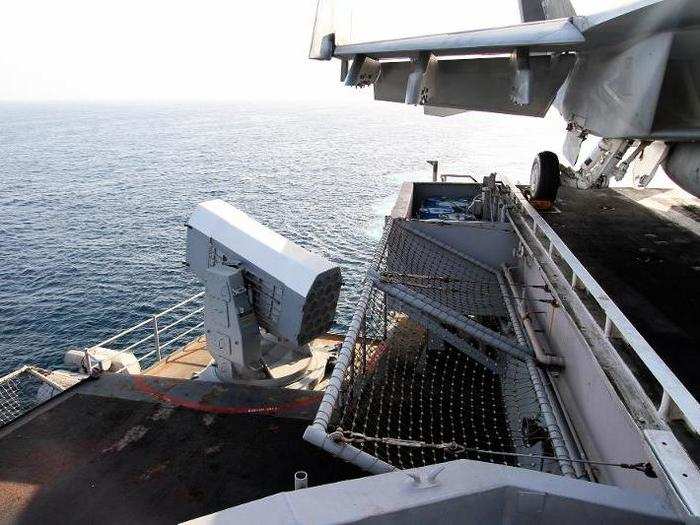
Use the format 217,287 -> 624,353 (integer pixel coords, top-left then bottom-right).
502,265 -> 565,368
294,471 -> 308,490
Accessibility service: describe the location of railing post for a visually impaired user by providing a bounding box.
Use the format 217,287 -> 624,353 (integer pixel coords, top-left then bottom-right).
658,391 -> 671,420
604,316 -> 613,339
427,160 -> 438,182
85,350 -> 93,374
153,316 -> 161,361
657,391 -> 684,423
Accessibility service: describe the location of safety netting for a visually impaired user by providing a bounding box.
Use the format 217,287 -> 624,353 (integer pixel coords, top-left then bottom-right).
312,218 -> 572,476
0,366 -> 72,427
0,367 -> 46,426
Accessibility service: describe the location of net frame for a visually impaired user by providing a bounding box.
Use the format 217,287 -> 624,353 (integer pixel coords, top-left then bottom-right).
0,366 -> 65,427
306,218 -> 574,476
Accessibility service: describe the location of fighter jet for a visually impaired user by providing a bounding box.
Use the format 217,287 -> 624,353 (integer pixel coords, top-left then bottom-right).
309,0 -> 700,202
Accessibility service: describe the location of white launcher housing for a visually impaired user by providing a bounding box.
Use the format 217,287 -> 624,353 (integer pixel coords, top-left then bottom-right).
186,200 -> 342,383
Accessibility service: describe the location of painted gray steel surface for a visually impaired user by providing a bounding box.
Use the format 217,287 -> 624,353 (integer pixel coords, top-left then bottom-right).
186,200 -> 341,380
186,203 -> 341,347
185,459 -> 681,525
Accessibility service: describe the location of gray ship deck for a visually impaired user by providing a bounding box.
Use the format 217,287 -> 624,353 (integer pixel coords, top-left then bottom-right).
539,186 -> 699,400
0,374 -> 364,525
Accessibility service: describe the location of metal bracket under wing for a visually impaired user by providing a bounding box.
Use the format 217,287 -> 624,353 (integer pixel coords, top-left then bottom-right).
405,52 -> 437,105
511,48 -> 533,106
423,106 -> 467,117
345,55 -> 381,87
375,54 -> 575,117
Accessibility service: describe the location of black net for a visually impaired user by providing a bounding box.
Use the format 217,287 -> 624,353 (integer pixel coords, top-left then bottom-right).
329,220 -> 563,474
0,368 -> 49,427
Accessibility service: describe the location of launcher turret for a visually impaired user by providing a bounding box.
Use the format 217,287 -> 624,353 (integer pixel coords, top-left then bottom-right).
186,200 -> 342,384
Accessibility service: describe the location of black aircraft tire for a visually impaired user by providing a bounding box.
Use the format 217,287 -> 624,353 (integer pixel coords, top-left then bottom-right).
530,151 -> 561,201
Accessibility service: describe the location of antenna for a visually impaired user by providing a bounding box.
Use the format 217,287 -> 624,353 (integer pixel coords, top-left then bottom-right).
186,200 -> 342,385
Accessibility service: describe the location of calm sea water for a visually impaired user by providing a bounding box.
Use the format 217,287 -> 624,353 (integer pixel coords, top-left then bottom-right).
0,101 -> 563,375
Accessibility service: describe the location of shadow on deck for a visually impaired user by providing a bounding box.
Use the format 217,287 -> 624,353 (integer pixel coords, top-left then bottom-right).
0,373 -> 364,525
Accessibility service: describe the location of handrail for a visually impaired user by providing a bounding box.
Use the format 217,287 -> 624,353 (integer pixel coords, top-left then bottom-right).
0,365 -> 72,427
94,292 -> 204,349
0,365 -> 65,392
158,307 -> 204,333
155,292 -> 205,319
159,322 -> 204,351
426,160 -> 478,183
89,291 -> 205,374
0,365 -> 32,383
504,178 -> 700,435
440,173 -> 478,183
96,317 -> 154,348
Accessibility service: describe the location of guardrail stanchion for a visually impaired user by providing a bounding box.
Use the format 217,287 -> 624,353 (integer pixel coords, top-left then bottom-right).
153,316 -> 161,361
604,316 -> 613,339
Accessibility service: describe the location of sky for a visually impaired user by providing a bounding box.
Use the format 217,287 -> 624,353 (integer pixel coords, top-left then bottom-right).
0,0 -> 632,102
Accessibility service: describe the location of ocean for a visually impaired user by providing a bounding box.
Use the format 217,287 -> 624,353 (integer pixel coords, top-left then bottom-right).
0,100 -> 563,376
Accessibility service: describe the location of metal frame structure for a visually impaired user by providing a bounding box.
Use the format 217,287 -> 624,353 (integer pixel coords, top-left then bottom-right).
427,161 -> 479,184
503,178 -> 700,514
0,293 -> 205,426
504,178 -> 700,435
304,217 -> 575,477
90,292 -> 205,374
0,365 -> 66,392
304,223 -> 396,474
0,366 -> 70,426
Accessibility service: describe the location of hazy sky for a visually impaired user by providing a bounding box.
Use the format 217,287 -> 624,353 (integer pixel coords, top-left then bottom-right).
0,0 -> 630,101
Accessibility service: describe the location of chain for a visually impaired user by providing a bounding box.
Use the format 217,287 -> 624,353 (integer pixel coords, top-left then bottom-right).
330,429 -> 657,478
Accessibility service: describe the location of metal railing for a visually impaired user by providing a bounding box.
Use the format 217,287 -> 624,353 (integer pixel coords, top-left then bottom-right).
90,292 -> 205,374
439,173 -> 478,183
0,366 -> 68,426
504,178 -> 700,435
426,160 -> 478,183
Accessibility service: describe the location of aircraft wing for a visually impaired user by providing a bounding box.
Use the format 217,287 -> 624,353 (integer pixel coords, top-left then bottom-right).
308,0 -> 700,196
309,1 -> 584,117
329,19 -> 584,60
310,0 -> 698,126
